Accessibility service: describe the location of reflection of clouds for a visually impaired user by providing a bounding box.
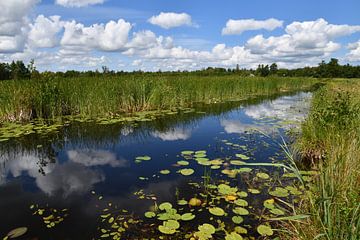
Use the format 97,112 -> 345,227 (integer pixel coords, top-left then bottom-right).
245,92 -> 311,122
36,162 -> 104,197
0,149 -> 127,197
152,127 -> 192,141
68,149 -> 128,167
220,119 -> 272,134
0,152 -> 55,186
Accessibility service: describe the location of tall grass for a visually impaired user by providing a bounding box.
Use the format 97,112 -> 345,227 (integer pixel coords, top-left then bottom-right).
291,79 -> 360,239
0,75 -> 318,122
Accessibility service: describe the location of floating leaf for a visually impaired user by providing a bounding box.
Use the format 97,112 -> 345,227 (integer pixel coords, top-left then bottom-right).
257,225 -> 273,236
234,199 -> 248,207
144,211 -> 156,218
198,223 -> 215,234
177,199 -> 188,206
160,169 -> 170,175
6,227 -> 28,238
248,188 -> 260,194
135,156 -> 151,161
159,202 -> 172,211
181,213 -> 195,221
177,160 -> 189,166
225,232 -> 243,240
232,216 -> 243,224
233,207 -> 249,215
256,172 -> 270,179
269,187 -> 289,197
209,207 -> 225,216
179,168 -> 194,176
181,151 -> 194,155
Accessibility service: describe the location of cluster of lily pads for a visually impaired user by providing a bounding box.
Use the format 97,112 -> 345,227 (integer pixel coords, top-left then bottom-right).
30,204 -> 69,229
101,140 -> 316,239
0,107 -> 201,143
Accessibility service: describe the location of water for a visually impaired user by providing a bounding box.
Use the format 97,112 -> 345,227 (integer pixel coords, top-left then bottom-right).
0,91 -> 312,239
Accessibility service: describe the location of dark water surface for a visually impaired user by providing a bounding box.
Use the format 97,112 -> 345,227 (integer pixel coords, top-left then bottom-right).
0,92 -> 311,239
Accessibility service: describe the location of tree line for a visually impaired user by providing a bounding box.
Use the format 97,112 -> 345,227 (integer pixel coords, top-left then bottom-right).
1,58 -> 360,80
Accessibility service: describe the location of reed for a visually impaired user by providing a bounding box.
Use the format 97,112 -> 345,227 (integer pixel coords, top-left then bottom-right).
0,75 -> 318,122
290,79 -> 360,240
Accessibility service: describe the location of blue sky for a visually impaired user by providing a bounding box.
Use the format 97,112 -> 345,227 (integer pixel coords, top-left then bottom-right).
0,0 -> 359,71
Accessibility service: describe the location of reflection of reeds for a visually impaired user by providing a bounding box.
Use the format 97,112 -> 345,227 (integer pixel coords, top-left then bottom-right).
290,80 -> 360,239
0,75 -> 318,122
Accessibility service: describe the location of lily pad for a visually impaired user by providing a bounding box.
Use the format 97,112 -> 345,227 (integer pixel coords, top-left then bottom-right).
225,232 -> 243,240
233,207 -> 249,215
135,155 -> 151,161
159,202 -> 173,211
181,213 -> 195,221
160,169 -> 170,175
177,160 -> 189,166
234,199 -> 248,207
257,224 -> 273,236
256,172 -> 270,179
181,151 -> 194,155
198,223 -> 216,234
144,211 -> 156,218
179,168 -> 194,176
209,207 -> 225,216
269,187 -> 289,197
232,216 -> 244,224
6,227 -> 28,238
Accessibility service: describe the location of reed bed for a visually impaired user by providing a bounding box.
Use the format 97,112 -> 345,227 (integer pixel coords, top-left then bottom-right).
0,75 -> 318,122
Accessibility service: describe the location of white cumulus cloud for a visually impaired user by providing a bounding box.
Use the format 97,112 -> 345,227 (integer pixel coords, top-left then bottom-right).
222,18 -> 283,35
0,0 -> 39,53
29,15 -> 64,48
148,12 -> 193,29
55,0 -> 105,7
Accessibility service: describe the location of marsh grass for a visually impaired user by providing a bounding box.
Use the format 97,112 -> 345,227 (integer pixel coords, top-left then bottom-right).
0,75 -> 318,122
290,79 -> 360,240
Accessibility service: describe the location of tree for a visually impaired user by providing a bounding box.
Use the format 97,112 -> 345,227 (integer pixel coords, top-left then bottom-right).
269,63 -> 278,75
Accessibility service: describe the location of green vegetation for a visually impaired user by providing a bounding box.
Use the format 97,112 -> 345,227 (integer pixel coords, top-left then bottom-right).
288,79 -> 360,239
0,74 -> 318,122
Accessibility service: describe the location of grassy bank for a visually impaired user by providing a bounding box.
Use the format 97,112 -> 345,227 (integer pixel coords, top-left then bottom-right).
0,75 -> 318,122
290,79 -> 360,239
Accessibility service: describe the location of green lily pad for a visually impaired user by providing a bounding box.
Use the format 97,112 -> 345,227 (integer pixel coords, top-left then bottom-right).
177,160 -> 189,166
233,207 -> 249,215
256,172 -> 270,179
135,156 -> 151,161
181,213 -> 195,221
232,215 -> 244,224
159,202 -> 173,211
237,168 -> 252,173
270,208 -> 285,215
144,211 -> 156,218
198,223 -> 216,234
179,168 -> 194,176
257,224 -> 273,236
248,188 -> 260,194
181,151 -> 194,155
269,187 -> 289,197
160,169 -> 170,175
177,199 -> 188,205
234,199 -> 248,207
209,207 -> 225,216
6,227 -> 28,238
158,225 -> 176,235
225,232 -> 243,240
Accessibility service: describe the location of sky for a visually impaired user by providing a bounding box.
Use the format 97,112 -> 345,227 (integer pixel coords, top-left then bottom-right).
0,0 -> 360,71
